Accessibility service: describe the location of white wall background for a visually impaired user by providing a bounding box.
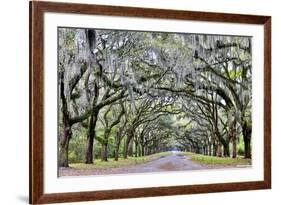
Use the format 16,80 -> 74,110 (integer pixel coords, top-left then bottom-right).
0,0 -> 279,204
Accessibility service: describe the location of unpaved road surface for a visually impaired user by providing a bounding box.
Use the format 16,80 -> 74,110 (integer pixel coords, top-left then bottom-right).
59,153 -> 236,177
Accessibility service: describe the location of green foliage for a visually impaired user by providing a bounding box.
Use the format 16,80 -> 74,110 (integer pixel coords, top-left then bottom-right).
228,69 -> 242,79
68,152 -> 78,164
68,130 -> 86,163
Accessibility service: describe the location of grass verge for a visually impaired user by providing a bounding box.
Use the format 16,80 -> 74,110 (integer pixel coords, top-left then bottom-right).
69,152 -> 172,169
182,152 -> 251,166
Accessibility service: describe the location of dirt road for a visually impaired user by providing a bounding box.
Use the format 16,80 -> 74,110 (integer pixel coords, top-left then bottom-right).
59,152 -> 229,176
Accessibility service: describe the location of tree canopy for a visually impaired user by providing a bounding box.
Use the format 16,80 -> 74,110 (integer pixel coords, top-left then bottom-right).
58,28 -> 252,167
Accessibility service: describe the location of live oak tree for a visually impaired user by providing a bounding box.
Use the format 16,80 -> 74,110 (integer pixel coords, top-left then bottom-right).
99,102 -> 125,161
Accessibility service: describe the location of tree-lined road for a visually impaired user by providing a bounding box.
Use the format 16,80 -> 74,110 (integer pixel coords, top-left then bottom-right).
59,153 -> 234,176
58,28 -> 252,173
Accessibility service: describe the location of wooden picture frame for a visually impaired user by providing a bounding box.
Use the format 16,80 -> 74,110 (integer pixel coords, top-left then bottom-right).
29,1 -> 271,204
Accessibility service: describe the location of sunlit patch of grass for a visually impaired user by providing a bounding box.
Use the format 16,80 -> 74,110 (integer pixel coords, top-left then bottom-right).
182,152 -> 251,166
69,151 -> 173,169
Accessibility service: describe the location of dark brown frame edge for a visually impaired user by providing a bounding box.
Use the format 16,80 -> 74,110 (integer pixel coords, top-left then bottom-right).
29,1 -> 271,204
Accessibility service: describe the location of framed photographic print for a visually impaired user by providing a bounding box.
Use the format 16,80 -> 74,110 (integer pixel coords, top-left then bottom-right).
29,1 -> 271,204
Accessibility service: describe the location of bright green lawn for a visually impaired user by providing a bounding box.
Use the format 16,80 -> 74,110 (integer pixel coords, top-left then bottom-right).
182,152 -> 251,166
69,152 -> 172,169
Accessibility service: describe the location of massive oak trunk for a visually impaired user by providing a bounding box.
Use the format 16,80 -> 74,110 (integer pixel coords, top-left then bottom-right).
101,143 -> 109,161
232,120 -> 237,158
212,141 -> 217,156
114,128 -> 124,161
243,121 -> 252,159
228,118 -> 237,158
232,138 -> 237,158
128,140 -> 133,156
138,145 -> 142,157
85,109 -> 99,164
244,137 -> 251,158
208,143 -> 212,156
59,124 -> 72,167
216,143 -> 222,157
58,70 -> 72,167
223,142 -> 230,157
135,140 -> 139,157
101,130 -> 110,161
123,137 -> 130,159
216,130 -> 230,157
123,129 -> 134,159
141,144 -> 145,156
114,141 -> 120,161
84,78 -> 100,164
